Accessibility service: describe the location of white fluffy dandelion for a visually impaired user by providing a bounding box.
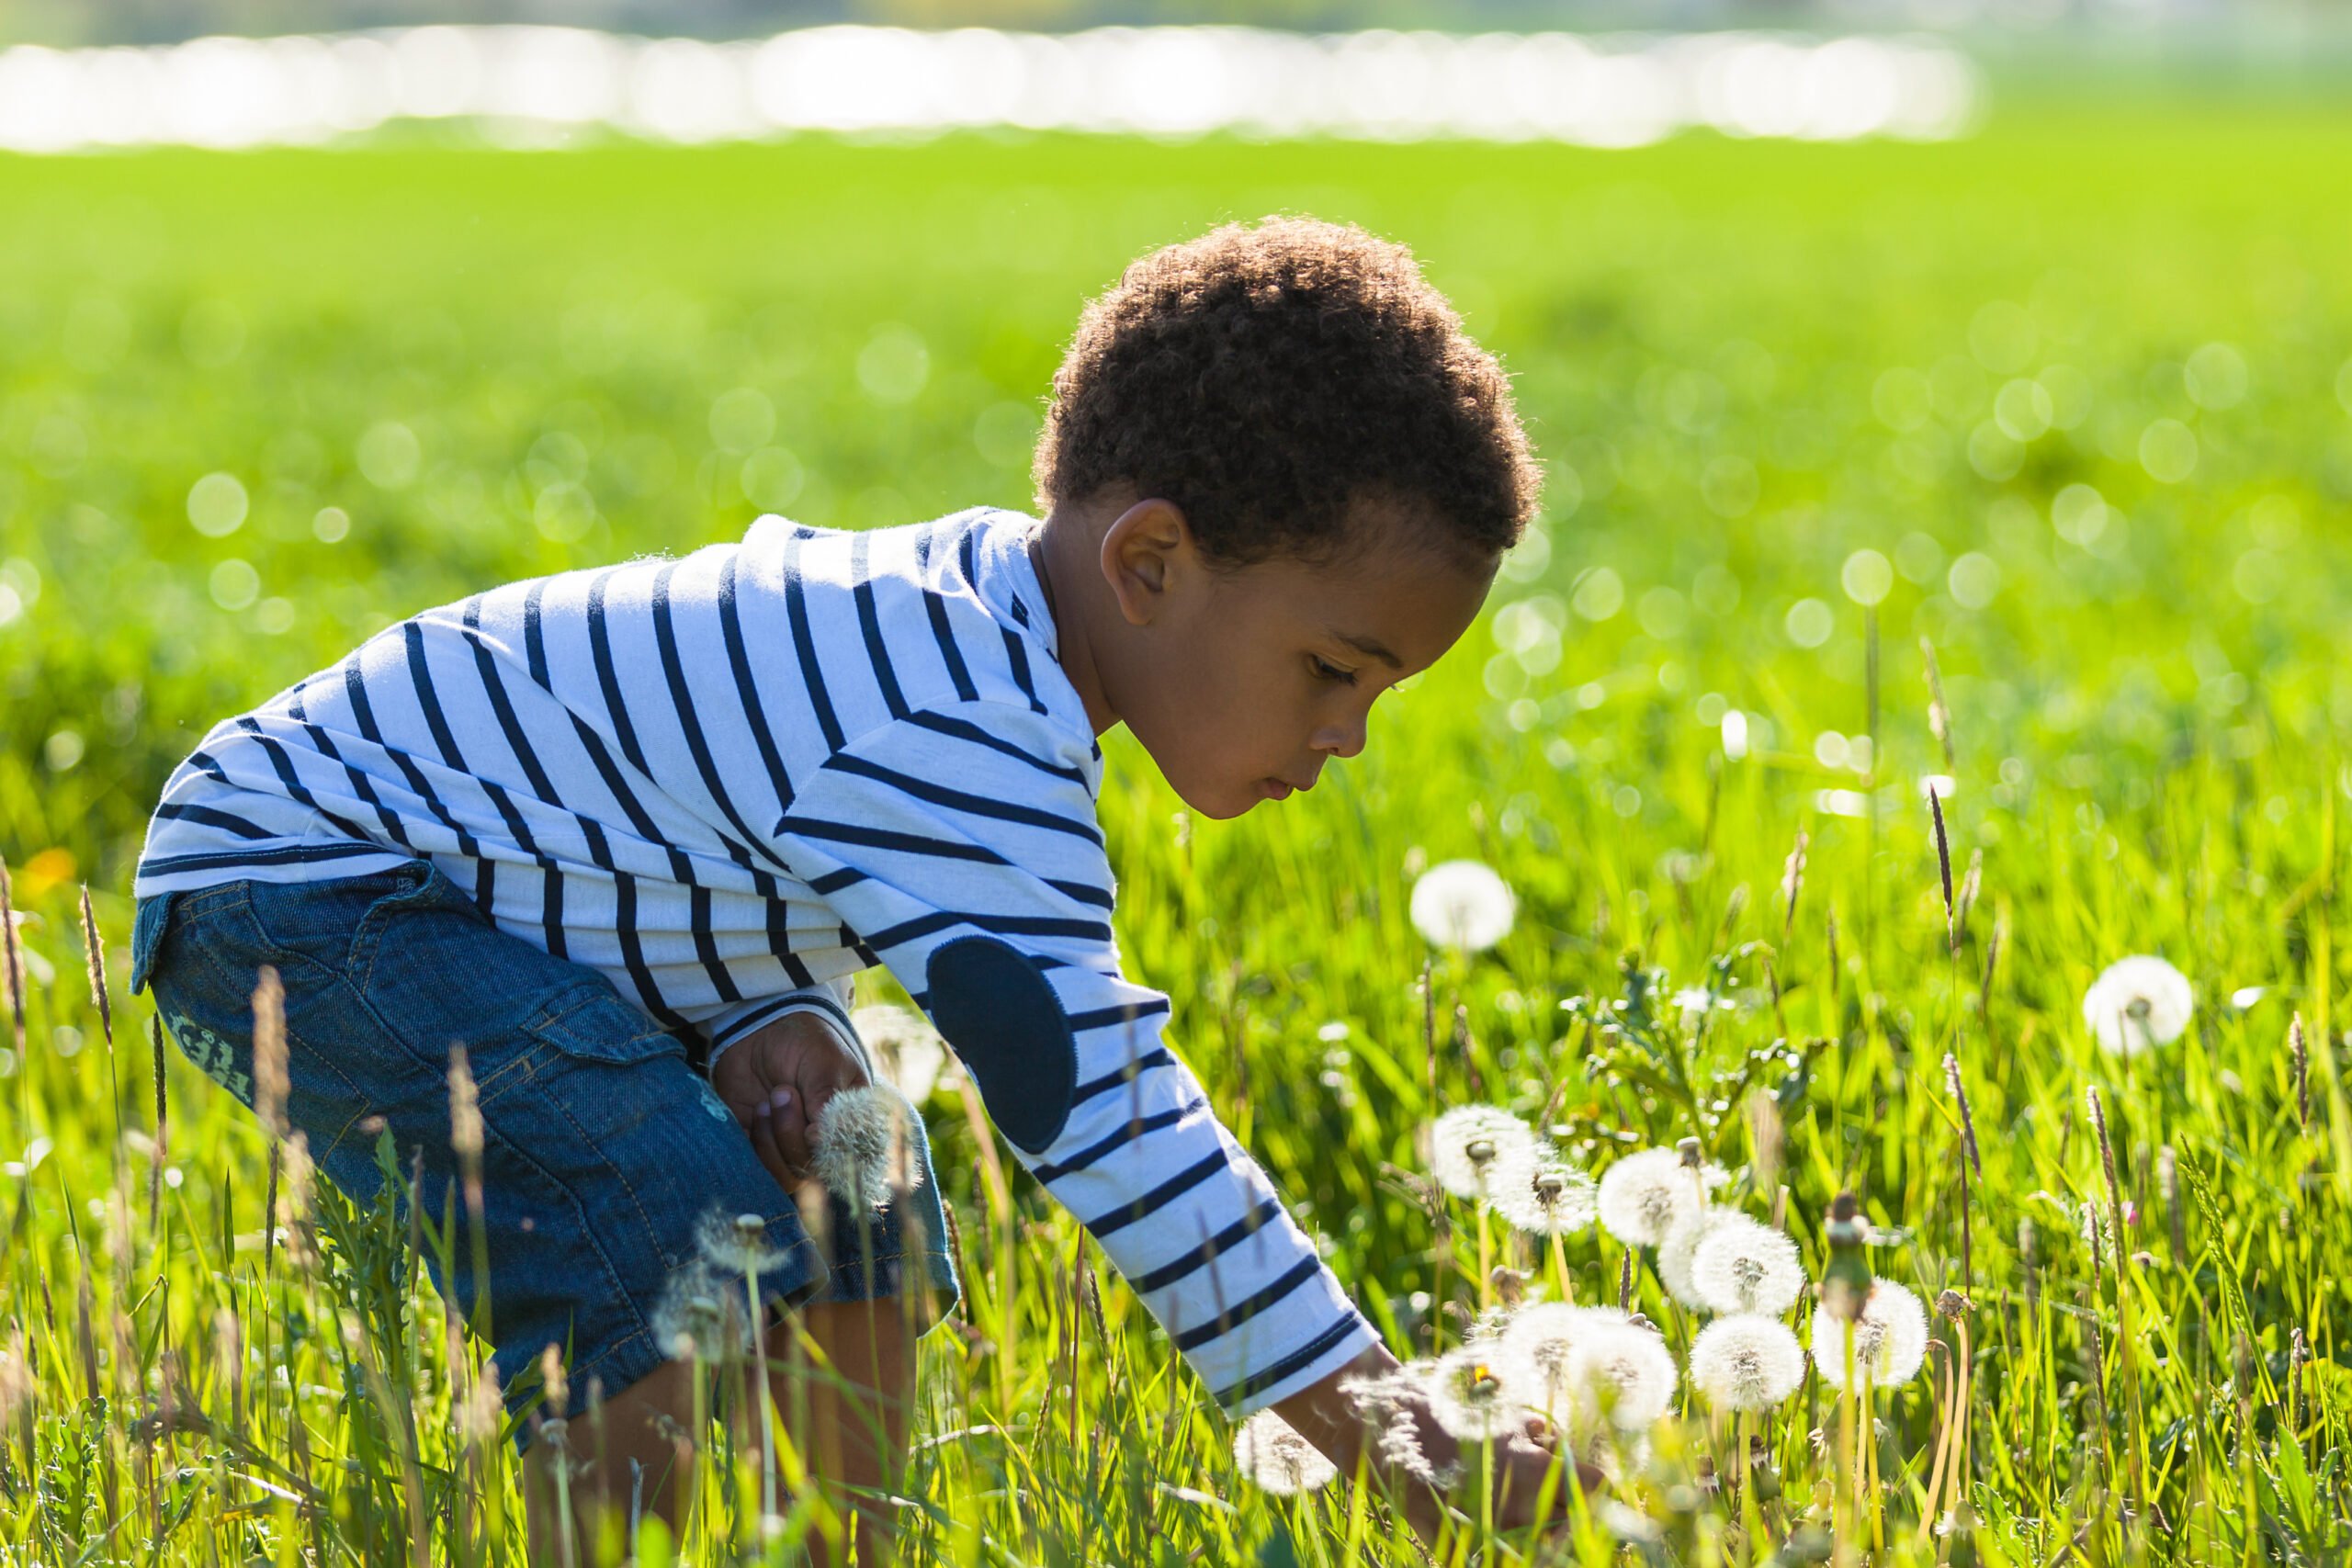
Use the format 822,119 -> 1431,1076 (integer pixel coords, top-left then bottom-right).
1809,1278 -> 1929,1391
1429,1104 -> 1538,1201
812,1083 -> 924,1212
1409,860 -> 1517,952
1234,1408 -> 1338,1495
852,1002 -> 957,1102
693,1208 -> 791,1278
1690,1215 -> 1807,1315
1427,1346 -> 1532,1442
1487,1142 -> 1599,1235
1563,1318 -> 1679,1432
1657,1207 -> 1746,1308
1596,1146 -> 1728,1247
1493,1302 -> 1629,1418
1688,1314 -> 1806,1412
2081,955 -> 2193,1055
650,1261 -> 758,1362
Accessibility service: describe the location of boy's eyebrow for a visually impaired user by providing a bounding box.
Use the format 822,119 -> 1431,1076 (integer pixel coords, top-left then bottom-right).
1329,629 -> 1403,669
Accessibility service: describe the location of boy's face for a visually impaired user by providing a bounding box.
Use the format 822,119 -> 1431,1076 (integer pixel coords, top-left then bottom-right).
1093,496 -> 1496,821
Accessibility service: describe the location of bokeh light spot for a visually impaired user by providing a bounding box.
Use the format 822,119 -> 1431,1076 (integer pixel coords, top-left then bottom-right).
1784,597 -> 1834,647
187,471 -> 249,537
1840,548 -> 1893,606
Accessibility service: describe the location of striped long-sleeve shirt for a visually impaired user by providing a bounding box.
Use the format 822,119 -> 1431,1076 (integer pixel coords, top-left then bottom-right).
132,504 -> 1378,1415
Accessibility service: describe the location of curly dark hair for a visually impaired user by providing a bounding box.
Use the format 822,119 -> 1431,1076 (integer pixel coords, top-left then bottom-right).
1033,216 -> 1541,570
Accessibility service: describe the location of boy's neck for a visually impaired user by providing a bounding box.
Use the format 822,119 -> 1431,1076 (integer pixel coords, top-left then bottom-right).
1028,509 -> 1118,738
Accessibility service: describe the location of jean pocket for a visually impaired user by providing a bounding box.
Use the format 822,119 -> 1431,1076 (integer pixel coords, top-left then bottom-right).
130,889 -> 183,998
243,863 -> 429,974
525,983 -> 685,1068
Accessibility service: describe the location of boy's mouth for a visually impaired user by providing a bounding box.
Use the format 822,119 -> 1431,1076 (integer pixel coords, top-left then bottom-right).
1260,777 -> 1295,801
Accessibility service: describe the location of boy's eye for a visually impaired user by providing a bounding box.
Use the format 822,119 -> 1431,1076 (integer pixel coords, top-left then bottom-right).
1310,655 -> 1359,686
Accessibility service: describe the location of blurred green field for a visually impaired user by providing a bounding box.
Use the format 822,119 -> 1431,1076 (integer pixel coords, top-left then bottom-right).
6,99 -> 2352,1562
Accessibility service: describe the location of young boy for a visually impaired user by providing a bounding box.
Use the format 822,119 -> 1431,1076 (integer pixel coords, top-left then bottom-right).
127,216 -> 1573,1556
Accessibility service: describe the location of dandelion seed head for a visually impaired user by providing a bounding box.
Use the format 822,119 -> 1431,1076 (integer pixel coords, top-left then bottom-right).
1487,1142 -> 1598,1235
1429,1104 -> 1538,1201
1691,1215 -> 1807,1315
1596,1146 -> 1727,1247
651,1262 -> 758,1363
1234,1408 -> 1338,1494
813,1083 -> 922,1212
1409,860 -> 1517,952
1563,1318 -> 1679,1432
694,1207 -> 789,1277
1688,1314 -> 1806,1412
2082,955 -> 2193,1055
1657,1206 -> 1747,1307
1427,1347 -> 1531,1442
1809,1278 -> 1928,1391
1493,1302 -> 1630,1417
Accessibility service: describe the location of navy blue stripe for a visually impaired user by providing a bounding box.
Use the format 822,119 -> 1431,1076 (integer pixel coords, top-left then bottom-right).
416,611 -> 552,926
140,841 -> 401,875
688,882 -> 740,1003
1211,1316 -> 1363,1411
766,899 -> 816,988
1173,1257 -> 1324,1353
155,802 -> 283,840
781,529 -> 844,751
1047,877 -> 1114,910
524,579 -> 551,688
822,753 -> 1103,846
611,871 -> 686,1032
457,598 -> 571,953
851,531 -> 908,721
717,550 -> 797,816
345,647 -> 484,863
649,561 -> 791,896
863,909 -> 1113,952
183,750 -> 232,785
1072,1044 -> 1174,1105
901,709 -> 1088,785
1069,999 -> 1172,1034
1128,1197 -> 1281,1294
809,867 -> 867,894
232,716 -> 378,844
774,816 -> 1010,866
585,569 -> 654,778
913,526 -> 978,704
1001,626 -> 1047,716
1081,1150 -> 1230,1239
1030,1100 -> 1204,1181
291,716 -> 416,852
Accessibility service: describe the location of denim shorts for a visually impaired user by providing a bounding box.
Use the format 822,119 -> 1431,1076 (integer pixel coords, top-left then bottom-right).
129,855 -> 960,1449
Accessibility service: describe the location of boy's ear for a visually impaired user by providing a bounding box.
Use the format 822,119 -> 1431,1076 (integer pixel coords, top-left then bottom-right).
1099,497 -> 1196,627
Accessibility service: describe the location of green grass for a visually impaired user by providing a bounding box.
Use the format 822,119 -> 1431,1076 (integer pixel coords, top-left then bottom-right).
5,98 -> 2352,1562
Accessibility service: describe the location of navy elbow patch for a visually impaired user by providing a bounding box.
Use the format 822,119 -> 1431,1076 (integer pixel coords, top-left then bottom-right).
926,935 -> 1079,1156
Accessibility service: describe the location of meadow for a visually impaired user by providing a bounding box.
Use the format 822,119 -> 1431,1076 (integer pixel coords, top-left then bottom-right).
4,96 -> 2352,1562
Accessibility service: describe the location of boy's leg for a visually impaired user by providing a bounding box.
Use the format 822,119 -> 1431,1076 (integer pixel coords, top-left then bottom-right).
525,1299 -> 914,1566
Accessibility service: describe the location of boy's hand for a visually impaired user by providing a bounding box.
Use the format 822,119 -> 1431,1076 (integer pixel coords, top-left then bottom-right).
1272,1343 -> 1599,1541
709,1011 -> 872,1192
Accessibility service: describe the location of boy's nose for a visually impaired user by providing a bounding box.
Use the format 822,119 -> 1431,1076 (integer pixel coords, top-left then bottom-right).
1310,717 -> 1366,759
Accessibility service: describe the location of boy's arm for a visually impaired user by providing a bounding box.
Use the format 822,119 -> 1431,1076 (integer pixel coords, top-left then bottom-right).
768,699 -> 1378,1416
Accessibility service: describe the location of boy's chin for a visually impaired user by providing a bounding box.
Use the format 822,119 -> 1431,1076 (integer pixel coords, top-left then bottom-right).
1170,776 -> 1272,822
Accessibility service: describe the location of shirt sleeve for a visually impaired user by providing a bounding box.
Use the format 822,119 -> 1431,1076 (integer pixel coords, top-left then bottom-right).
768,700 -> 1378,1416
695,976 -> 865,1078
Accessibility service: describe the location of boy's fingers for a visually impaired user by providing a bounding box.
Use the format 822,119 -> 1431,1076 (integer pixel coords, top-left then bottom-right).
772,1091 -> 814,1176
749,1103 -> 802,1191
